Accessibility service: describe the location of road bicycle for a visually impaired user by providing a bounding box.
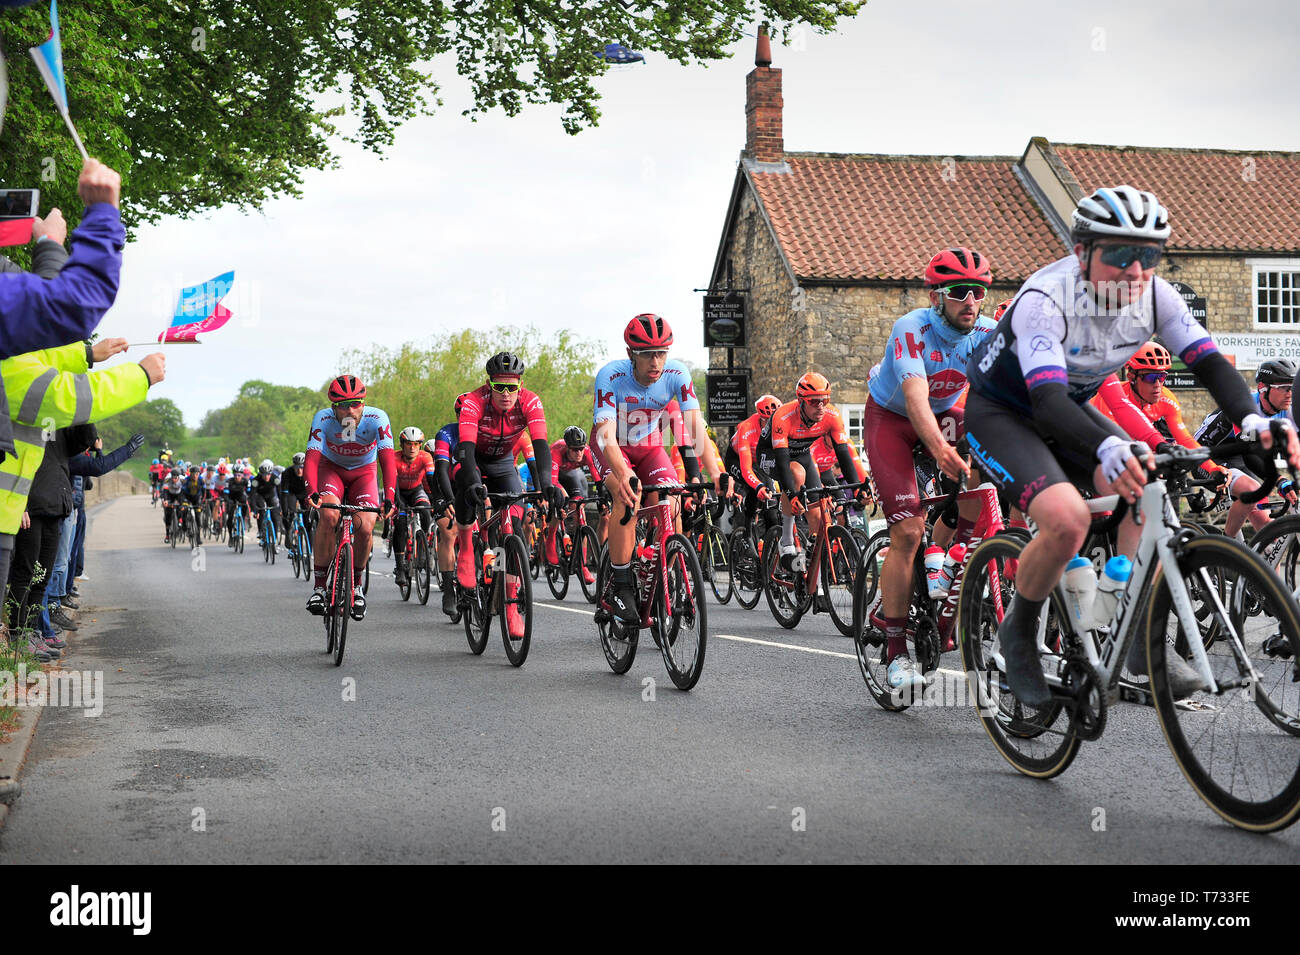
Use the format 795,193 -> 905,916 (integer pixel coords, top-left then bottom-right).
209,495 -> 226,542
760,483 -> 866,636
317,502 -> 381,667
185,503 -> 202,551
287,507 -> 314,580
228,500 -> 248,555
957,440 -> 1300,832
393,504 -> 433,605
594,480 -> 709,691
255,504 -> 278,564
459,489 -> 544,667
853,479 -> 1008,711
728,495 -> 781,610
542,493 -> 604,603
683,488 -> 732,604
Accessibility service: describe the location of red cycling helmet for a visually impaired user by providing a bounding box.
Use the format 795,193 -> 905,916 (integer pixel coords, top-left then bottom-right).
924,247 -> 992,288
1126,341 -> 1172,373
624,313 -> 674,350
328,374 -> 366,402
795,372 -> 831,400
992,298 -> 1014,321
755,394 -> 781,418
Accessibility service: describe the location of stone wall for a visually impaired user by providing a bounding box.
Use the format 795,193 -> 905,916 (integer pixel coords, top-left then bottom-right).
84,470 -> 149,508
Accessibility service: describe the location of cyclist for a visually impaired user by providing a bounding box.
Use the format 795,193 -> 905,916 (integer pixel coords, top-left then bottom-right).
224,464 -> 252,539
546,425 -> 604,576
279,452 -> 311,548
593,314 -> 724,623
1195,358 -> 1299,531
862,247 -> 997,689
453,353 -> 563,638
964,184 -> 1300,705
393,426 -> 436,589
158,467 -> 184,542
148,458 -> 165,495
727,394 -> 782,530
250,459 -> 282,552
429,399 -> 466,616
305,375 -> 397,619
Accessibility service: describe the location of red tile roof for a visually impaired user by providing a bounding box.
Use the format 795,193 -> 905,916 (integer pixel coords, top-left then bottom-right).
746,154 -> 1066,283
1052,143 -> 1300,253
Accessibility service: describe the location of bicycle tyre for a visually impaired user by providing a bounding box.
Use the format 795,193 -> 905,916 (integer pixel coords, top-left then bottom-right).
331,543 -> 352,667
545,527 -> 570,600
415,532 -> 431,605
958,534 -> 1081,778
704,525 -> 732,605
576,526 -> 601,604
464,535 -> 490,655
762,525 -> 809,629
362,556 -> 370,595
595,549 -> 637,674
500,533 -> 533,667
269,523 -> 276,564
1147,533 -> 1300,832
658,534 -> 708,690
729,528 -> 762,610
822,524 -> 860,637
169,510 -> 177,549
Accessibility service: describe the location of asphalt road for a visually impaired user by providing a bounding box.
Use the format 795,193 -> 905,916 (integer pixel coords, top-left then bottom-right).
2,494 -> 1298,863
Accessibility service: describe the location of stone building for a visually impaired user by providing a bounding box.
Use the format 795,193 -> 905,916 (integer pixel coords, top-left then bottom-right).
708,33 -> 1300,447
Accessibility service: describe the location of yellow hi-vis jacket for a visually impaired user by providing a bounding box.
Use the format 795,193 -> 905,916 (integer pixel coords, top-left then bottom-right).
0,342 -> 149,534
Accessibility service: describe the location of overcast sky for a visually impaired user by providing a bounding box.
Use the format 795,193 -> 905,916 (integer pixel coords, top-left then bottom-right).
99,0 -> 1300,427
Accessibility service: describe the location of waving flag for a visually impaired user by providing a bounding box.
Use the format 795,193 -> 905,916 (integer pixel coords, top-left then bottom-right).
28,0 -> 87,158
160,271 -> 235,343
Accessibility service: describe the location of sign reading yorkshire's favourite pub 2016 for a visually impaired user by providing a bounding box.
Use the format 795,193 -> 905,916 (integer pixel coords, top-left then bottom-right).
703,294 -> 746,348
706,372 -> 750,427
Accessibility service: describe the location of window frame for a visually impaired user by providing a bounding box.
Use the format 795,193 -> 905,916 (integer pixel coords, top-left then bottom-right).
1250,258 -> 1300,328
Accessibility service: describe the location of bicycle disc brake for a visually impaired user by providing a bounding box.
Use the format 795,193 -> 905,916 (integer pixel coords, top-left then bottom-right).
1061,655 -> 1107,742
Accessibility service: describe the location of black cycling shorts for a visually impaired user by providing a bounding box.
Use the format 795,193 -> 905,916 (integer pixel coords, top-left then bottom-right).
557,467 -> 588,501
454,454 -> 522,525
964,391 -> 1128,513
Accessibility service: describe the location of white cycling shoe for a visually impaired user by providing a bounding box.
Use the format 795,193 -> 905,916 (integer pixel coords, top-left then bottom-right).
887,654 -> 926,692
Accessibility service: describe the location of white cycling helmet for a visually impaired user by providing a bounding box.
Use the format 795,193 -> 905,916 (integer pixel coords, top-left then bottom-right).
400,426 -> 424,444
259,459 -> 274,473
1071,185 -> 1171,244
424,439 -> 438,456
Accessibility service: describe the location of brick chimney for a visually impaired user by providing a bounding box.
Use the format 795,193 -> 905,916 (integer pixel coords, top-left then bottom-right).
745,25 -> 783,164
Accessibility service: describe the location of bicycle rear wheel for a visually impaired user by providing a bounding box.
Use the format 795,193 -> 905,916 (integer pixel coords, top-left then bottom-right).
415,532 -> 431,605
822,524 -> 860,637
545,527 -> 570,600
499,534 -> 533,666
958,535 -> 1080,778
657,534 -> 707,690
1147,534 -> 1300,832
595,550 -> 637,674
463,536 -> 490,654
331,543 -> 353,667
576,525 -> 601,604
729,528 -> 762,610
704,525 -> 732,605
851,528 -> 913,712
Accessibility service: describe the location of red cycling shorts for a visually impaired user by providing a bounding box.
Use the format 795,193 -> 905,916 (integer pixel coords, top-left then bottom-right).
317,460 -> 379,508
864,395 -> 964,524
590,441 -> 679,489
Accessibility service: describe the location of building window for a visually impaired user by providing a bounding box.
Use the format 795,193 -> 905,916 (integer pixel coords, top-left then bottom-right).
842,403 -> 866,458
1252,260 -> 1300,327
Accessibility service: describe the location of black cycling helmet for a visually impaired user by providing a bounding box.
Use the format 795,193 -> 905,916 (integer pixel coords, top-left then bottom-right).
563,426 -> 587,449
1257,359 -> 1297,386
486,352 -> 525,377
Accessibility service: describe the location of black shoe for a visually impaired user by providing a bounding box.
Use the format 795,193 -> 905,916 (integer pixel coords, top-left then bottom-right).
442,586 -> 457,616
61,595 -> 79,610
49,607 -> 78,631
306,589 -> 326,616
394,565 -> 409,587
68,586 -> 80,598
1263,631 -> 1294,659
610,583 -> 641,626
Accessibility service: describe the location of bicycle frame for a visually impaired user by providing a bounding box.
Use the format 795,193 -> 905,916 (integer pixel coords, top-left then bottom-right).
766,482 -> 866,601
616,485 -> 708,629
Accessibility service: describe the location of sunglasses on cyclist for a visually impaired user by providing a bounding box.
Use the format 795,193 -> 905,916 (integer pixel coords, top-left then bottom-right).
1137,371 -> 1167,384
489,380 -> 520,394
802,397 -> 830,407
1268,384 -> 1294,393
1096,244 -> 1163,270
332,399 -> 363,408
937,284 -> 988,303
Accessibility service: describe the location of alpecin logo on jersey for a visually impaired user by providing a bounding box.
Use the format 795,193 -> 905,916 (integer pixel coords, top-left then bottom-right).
928,368 -> 967,396
327,441 -> 369,456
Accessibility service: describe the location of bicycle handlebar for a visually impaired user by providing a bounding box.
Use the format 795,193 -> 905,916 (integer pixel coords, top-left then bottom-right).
317,503 -> 381,514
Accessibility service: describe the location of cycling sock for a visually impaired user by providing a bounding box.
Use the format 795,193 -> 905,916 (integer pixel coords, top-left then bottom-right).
313,568 -> 326,589
885,616 -> 908,661
353,568 -> 363,588
781,511 -> 795,549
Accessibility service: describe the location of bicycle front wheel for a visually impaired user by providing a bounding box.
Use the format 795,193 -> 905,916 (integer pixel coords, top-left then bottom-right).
729,528 -> 762,610
1147,533 -> 1300,832
332,543 -> 353,667
958,534 -> 1080,779
500,534 -> 533,667
415,532 -> 431,605
658,534 -> 708,691
576,525 -> 601,604
463,535 -> 490,655
822,524 -> 860,637
704,525 -> 732,605
545,528 -> 570,600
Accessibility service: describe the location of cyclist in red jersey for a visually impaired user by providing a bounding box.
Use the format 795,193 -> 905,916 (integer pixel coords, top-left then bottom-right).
726,394 -> 781,527
392,426 -> 436,588
764,373 -> 869,573
548,425 -> 605,560
453,352 -> 563,639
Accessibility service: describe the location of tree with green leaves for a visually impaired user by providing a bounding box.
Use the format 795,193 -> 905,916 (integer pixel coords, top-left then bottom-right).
0,0 -> 860,233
